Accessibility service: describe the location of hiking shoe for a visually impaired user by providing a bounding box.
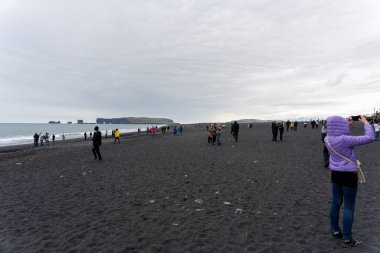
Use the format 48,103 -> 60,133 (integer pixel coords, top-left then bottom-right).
341,239 -> 363,248
331,231 -> 343,239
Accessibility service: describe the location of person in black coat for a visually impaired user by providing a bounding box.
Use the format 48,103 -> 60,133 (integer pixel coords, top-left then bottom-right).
92,126 -> 102,161
285,120 -> 290,131
278,121 -> 284,141
33,133 -> 39,147
271,121 -> 279,141
231,121 -> 240,142
321,124 -> 329,167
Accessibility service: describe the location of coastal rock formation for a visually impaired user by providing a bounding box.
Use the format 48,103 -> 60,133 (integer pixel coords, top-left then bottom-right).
96,117 -> 173,124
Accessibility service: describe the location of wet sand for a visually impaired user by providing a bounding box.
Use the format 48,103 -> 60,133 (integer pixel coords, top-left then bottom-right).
0,123 -> 379,252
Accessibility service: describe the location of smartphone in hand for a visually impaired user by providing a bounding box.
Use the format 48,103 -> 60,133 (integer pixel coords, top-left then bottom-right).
351,116 -> 360,121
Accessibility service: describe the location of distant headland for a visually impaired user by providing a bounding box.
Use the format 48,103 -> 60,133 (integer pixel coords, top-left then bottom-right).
96,117 -> 174,124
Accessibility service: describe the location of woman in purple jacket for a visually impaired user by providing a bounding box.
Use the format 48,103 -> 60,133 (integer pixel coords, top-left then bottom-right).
325,115 -> 374,247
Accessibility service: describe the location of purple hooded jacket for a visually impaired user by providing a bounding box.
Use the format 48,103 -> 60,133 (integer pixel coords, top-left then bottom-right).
325,116 -> 374,173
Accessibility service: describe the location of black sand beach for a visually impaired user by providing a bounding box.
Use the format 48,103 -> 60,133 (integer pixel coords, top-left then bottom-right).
0,123 -> 379,252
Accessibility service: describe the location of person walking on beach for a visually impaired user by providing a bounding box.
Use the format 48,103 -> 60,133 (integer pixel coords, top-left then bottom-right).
294,121 -> 298,131
325,115 -> 374,247
285,120 -> 290,131
33,133 -> 39,147
179,125 -> 183,136
321,123 -> 329,168
278,121 -> 284,141
290,121 -> 295,131
215,124 -> 222,145
52,134 -> 55,142
231,121 -> 239,142
208,124 -> 216,144
152,126 -> 157,138
39,133 -> 44,147
44,133 -> 50,146
84,132 -> 87,141
271,121 -> 278,141
373,120 -> 380,140
173,126 -> 177,136
114,128 -> 120,144
92,126 -> 102,161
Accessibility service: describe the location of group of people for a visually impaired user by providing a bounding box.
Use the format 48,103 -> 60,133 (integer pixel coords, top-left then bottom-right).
285,120 -> 298,131
90,124 -> 182,161
33,132 -> 55,147
271,121 -> 284,141
303,119 -> 320,129
206,121 -> 240,145
172,125 -> 183,136
207,123 -> 222,145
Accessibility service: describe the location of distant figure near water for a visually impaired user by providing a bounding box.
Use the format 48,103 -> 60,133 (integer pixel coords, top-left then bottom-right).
92,126 -> 102,161
33,133 -> 39,147
39,133 -> 44,147
114,128 -> 120,144
84,132 -> 87,141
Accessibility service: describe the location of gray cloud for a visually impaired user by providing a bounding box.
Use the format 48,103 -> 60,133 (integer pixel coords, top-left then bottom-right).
1,0 -> 380,123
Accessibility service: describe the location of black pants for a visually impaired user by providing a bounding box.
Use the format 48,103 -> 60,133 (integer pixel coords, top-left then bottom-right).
34,140 -> 38,147
232,132 -> 238,142
272,130 -> 278,141
279,129 -> 284,140
92,145 -> 102,160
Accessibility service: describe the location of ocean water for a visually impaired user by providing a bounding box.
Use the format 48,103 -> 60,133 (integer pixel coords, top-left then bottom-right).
0,123 -> 165,147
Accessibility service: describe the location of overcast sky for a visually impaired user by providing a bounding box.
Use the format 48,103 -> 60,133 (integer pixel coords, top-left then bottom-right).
1,0 -> 380,123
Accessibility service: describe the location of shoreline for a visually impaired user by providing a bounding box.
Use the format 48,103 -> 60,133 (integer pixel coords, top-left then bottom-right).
0,123 -> 190,155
